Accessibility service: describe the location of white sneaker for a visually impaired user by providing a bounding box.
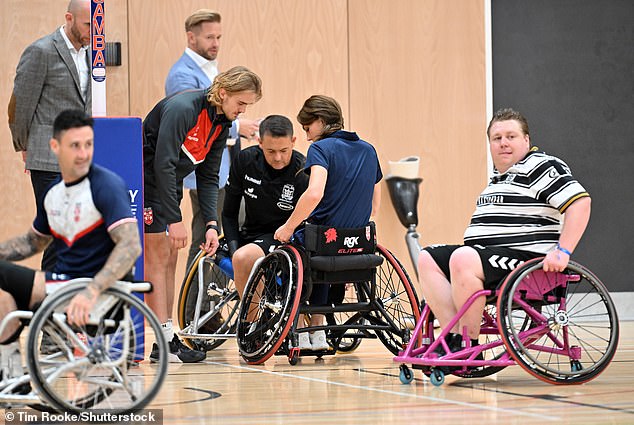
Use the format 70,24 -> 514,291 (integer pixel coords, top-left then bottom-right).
310,330 -> 329,351
298,333 -> 311,350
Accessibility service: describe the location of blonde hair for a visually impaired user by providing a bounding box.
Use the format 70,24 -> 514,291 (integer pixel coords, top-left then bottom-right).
185,9 -> 221,33
207,66 -> 263,106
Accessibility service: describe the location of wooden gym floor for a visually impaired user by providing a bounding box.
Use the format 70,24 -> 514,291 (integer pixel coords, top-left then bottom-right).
147,321 -> 634,425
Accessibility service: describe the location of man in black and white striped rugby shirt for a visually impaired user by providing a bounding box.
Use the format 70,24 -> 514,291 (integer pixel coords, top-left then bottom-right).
419,108 -> 591,352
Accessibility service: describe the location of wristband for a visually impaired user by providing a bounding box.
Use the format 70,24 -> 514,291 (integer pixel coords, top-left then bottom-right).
205,224 -> 220,234
556,243 -> 572,256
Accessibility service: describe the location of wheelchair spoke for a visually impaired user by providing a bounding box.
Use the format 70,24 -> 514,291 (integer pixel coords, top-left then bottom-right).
372,246 -> 420,355
237,247 -> 303,364
178,252 -> 239,351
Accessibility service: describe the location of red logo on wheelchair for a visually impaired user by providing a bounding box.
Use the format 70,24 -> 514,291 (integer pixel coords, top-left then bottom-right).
324,228 -> 337,243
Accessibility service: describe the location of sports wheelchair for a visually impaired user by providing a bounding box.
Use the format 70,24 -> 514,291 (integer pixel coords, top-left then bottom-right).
236,223 -> 421,365
0,279 -> 168,413
176,243 -> 371,354
395,257 -> 619,386
177,242 -> 240,351
384,172 -> 619,386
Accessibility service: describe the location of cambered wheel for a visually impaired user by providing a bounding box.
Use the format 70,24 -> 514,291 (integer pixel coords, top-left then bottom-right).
177,250 -> 238,351
237,246 -> 303,364
498,258 -> 619,384
372,245 -> 420,355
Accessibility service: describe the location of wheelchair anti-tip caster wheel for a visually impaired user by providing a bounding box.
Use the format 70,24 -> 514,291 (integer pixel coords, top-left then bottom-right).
430,369 -> 445,386
399,364 -> 414,384
288,349 -> 300,365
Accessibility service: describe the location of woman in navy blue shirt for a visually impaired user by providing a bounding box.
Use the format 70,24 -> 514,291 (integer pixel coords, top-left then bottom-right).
274,95 -> 382,350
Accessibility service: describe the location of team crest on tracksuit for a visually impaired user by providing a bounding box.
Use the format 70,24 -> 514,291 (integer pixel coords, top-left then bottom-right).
277,184 -> 296,211
143,207 -> 153,225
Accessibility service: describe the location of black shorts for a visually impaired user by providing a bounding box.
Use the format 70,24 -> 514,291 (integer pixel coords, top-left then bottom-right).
423,244 -> 541,289
143,178 -> 184,234
241,233 -> 279,255
0,260 -> 36,310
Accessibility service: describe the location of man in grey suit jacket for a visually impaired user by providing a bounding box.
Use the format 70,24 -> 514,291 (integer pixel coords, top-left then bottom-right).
165,9 -> 259,269
8,0 -> 92,271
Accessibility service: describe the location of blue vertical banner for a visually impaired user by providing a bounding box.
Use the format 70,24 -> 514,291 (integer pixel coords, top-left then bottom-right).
93,117 -> 145,359
91,0 -> 107,116
93,117 -> 144,280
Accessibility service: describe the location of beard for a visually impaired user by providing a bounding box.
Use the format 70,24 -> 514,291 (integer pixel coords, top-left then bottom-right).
70,22 -> 88,47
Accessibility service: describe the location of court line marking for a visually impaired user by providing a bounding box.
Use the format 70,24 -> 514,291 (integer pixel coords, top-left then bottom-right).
452,381 -> 634,415
208,361 -> 559,420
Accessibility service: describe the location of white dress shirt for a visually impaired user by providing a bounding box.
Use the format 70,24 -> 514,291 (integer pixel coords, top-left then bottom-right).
60,26 -> 89,99
185,47 -> 219,82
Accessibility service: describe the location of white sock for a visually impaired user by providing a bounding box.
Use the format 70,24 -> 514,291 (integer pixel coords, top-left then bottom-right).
161,319 -> 173,343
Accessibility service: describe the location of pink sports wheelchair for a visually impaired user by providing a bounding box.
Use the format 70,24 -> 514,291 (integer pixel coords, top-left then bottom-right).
395,257 -> 619,386
386,176 -> 619,387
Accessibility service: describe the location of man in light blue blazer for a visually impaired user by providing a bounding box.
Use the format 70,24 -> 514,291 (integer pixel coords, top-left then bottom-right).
165,48 -> 214,98
165,9 -> 260,270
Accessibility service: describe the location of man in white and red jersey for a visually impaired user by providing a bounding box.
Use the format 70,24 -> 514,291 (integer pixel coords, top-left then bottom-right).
142,66 -> 262,363
0,110 -> 141,380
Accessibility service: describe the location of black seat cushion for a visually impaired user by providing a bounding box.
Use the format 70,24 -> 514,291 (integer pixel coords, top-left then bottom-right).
310,254 -> 384,272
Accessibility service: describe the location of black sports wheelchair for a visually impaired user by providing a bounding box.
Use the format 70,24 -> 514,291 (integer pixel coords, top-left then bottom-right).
235,222 -> 420,365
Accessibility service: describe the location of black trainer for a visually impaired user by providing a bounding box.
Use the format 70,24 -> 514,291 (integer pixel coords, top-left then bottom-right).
149,334 -> 206,363
433,333 -> 463,357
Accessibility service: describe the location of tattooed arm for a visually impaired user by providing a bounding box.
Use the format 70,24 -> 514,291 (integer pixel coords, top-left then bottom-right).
0,229 -> 52,261
90,222 -> 142,293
